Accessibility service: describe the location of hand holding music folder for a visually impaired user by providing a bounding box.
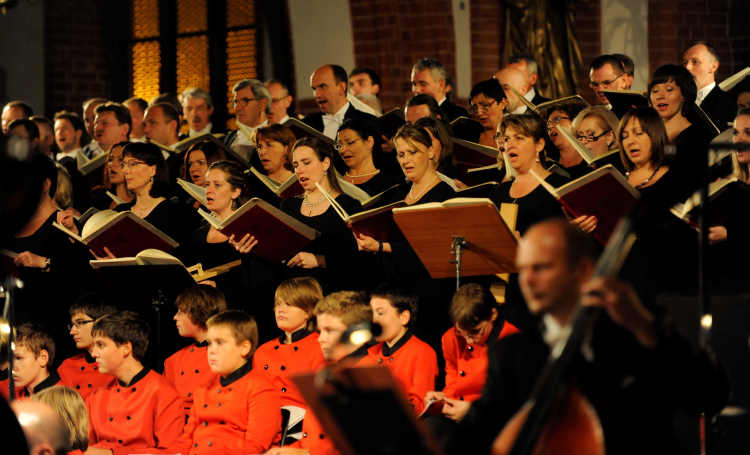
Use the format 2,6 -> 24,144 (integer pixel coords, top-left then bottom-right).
292,365 -> 442,455
53,209 -> 179,258
198,198 -> 320,263
392,198 -> 519,279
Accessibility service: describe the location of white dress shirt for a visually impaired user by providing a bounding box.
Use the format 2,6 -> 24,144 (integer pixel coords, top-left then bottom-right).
57,147 -> 82,162
696,81 -> 716,106
322,102 -> 350,139
189,122 -> 213,137
524,87 -> 537,101
130,135 -> 147,143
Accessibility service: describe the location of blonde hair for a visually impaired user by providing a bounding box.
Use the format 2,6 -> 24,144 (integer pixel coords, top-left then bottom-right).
275,277 -> 323,332
313,291 -> 372,327
54,163 -> 74,209
32,386 -> 90,452
572,106 -> 620,151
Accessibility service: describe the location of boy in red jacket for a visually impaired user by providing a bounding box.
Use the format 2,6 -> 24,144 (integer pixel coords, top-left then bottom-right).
1,323 -> 59,400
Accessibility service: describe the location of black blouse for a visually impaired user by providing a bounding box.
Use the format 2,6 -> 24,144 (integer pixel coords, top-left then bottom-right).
670,124 -> 712,184
488,173 -> 569,235
188,221 -> 246,309
350,171 -> 404,198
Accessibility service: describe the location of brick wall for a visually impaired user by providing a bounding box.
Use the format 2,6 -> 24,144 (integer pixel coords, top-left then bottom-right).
346,0 -> 457,113
648,0 -> 750,80
470,0 -> 503,85
576,0 -> 602,104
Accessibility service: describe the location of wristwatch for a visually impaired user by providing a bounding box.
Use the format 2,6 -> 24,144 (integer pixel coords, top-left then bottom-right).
42,257 -> 51,271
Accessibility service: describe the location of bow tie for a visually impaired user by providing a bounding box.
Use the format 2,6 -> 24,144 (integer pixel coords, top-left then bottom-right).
323,113 -> 344,127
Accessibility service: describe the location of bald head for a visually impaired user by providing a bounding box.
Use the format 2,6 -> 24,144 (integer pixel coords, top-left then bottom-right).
13,400 -> 69,455
310,64 -> 349,114
494,68 -> 529,111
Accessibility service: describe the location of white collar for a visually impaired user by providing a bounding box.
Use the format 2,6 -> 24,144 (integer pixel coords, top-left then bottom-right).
524,87 -> 536,101
327,102 -> 350,119
129,135 -> 147,143
278,114 -> 290,125
189,122 -> 213,137
512,105 -> 528,115
437,96 -> 447,106
235,120 -> 268,145
696,81 -> 716,103
57,147 -> 81,161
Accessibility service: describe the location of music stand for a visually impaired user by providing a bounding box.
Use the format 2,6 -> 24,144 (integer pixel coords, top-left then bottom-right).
393,200 -> 518,289
292,365 -> 442,455
93,263 -> 197,372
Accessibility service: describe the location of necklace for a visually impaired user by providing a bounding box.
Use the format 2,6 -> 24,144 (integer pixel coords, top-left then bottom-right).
134,198 -> 156,217
345,169 -> 380,182
303,188 -> 334,207
627,166 -> 661,189
409,174 -> 439,200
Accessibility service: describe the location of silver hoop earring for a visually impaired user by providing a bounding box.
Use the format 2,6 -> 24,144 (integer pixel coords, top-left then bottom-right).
150,176 -> 154,182
323,171 -> 327,177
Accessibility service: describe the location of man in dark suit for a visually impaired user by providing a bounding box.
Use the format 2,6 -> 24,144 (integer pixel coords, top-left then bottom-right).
506,52 -> 551,106
81,98 -> 108,159
143,103 -> 183,190
223,78 -> 271,169
302,64 -> 379,174
411,58 -> 469,122
443,219 -> 728,455
683,42 -> 737,129
181,87 -> 226,137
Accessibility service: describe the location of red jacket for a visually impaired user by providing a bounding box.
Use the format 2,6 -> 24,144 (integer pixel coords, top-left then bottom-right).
86,368 -> 184,455
367,331 -> 438,415
163,361 -> 282,455
253,330 -> 326,408
442,320 -> 519,402
163,341 -> 217,414
58,352 -> 113,402
1,370 -> 61,401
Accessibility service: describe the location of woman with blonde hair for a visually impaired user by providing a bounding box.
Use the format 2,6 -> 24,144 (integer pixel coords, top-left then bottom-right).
32,386 -> 89,454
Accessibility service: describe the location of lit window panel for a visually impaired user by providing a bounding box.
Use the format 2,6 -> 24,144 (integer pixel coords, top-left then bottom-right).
177,35 -> 210,94
177,0 -> 208,34
132,41 -> 162,102
131,0 -> 159,39
226,0 -> 255,28
225,29 -> 258,113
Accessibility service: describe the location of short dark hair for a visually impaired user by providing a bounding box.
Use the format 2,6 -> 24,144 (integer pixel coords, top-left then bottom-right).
692,41 -> 720,64
449,283 -> 497,331
414,115 -> 457,172
8,118 -> 40,141
184,140 -> 228,183
30,116 -> 53,134
17,323 -> 55,365
590,55 -> 626,75
206,310 -> 259,359
34,154 -> 58,198
149,93 -> 183,117
69,293 -> 118,321
349,68 -> 381,95
370,284 -> 418,328
508,52 -> 539,76
532,219 -> 599,268
83,98 -> 108,111
265,78 -> 289,94
94,102 -> 132,137
469,78 -> 507,105
331,64 -> 349,92
121,142 -> 172,198
648,64 -> 697,117
53,111 -> 85,132
612,53 -> 635,78
175,285 -> 228,330
147,103 -> 180,129
405,94 -> 446,120
618,106 -> 670,171
92,311 -> 150,361
541,98 -> 589,122
123,96 -> 148,113
5,100 -> 33,118
499,114 -> 549,164
338,117 -> 375,141
206,160 -> 250,208
292,137 -> 343,194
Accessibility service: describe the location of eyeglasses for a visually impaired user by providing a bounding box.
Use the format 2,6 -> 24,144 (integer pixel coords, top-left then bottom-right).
589,73 -> 623,89
469,99 -> 498,115
455,320 -> 490,341
120,160 -> 147,170
231,97 -> 257,108
68,320 -> 94,330
577,129 -> 612,143
334,137 -> 363,151
546,116 -> 571,127
492,133 -> 505,142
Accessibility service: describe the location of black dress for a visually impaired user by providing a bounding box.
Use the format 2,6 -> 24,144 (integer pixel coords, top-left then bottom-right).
188,222 -> 247,310
349,171 -> 403,198
2,212 -> 102,366
670,124 -> 712,187
114,199 -> 201,262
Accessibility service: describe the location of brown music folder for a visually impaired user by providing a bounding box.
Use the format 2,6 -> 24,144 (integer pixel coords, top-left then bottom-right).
292,365 -> 442,455
198,198 -> 320,263
379,108 -> 407,139
245,167 -> 305,200
392,198 -> 519,279
282,118 -> 337,146
170,132 -> 252,169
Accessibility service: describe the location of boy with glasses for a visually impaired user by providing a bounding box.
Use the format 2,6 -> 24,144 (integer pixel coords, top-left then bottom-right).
58,293 -> 118,401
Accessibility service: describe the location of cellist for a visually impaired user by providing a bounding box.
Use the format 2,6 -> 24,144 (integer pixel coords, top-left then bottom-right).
443,219 -> 727,455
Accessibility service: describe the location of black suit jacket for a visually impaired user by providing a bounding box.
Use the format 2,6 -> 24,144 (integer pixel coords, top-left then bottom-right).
700,86 -> 736,130
301,105 -> 381,175
531,91 -> 551,106
439,100 -> 470,123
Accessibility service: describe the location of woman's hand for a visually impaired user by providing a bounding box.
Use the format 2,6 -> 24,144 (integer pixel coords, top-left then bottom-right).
442,397 -> 471,422
454,179 -> 468,189
381,135 -> 395,153
287,252 -> 320,269
266,448 -> 309,455
355,233 -> 391,254
571,215 -> 597,233
14,252 -> 47,269
229,234 -> 258,255
90,247 -> 117,260
56,208 -> 79,235
708,226 -> 727,245
424,391 -> 446,404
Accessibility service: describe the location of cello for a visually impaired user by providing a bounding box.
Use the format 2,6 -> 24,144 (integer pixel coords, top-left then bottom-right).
491,217 -> 637,455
